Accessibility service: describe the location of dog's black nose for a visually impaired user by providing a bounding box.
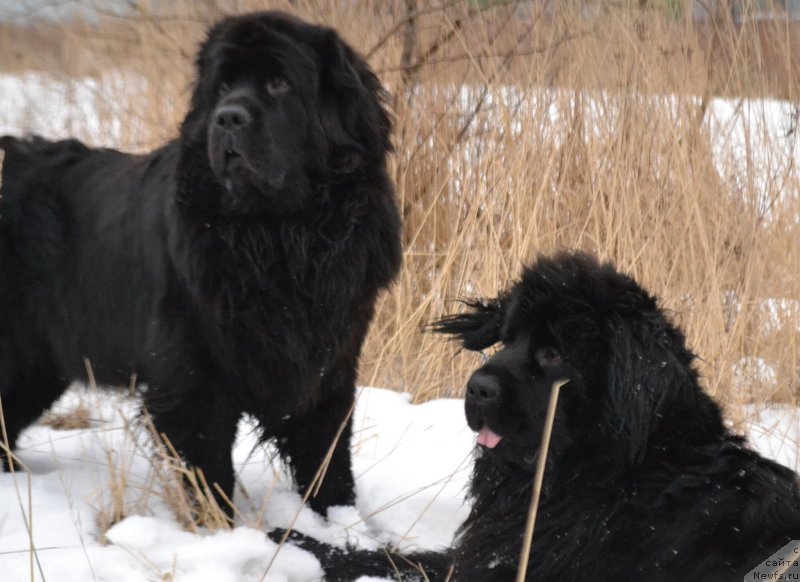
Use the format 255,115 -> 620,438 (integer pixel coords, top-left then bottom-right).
466,372 -> 500,404
214,104 -> 252,131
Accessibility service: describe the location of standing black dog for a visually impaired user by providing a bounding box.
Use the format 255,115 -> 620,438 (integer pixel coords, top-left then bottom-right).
274,252 -> 800,580
0,11 -> 401,517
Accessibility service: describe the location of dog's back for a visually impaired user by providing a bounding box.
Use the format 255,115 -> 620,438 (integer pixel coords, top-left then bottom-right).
0,136 -> 85,302
0,135 -> 175,383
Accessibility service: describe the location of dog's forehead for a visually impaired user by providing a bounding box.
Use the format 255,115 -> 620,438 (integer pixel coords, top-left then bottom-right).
508,276 -> 565,317
501,286 -> 558,339
512,254 -> 670,340
504,262 -> 610,338
204,17 -> 318,79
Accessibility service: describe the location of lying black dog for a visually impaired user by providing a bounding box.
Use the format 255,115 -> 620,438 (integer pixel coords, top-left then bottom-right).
0,11 -> 401,516
273,252 -> 800,580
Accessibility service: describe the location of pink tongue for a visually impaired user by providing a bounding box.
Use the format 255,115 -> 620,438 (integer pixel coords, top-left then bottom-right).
477,427 -> 503,449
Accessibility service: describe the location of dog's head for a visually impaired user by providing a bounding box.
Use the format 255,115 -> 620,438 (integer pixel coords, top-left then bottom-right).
181,11 -> 391,215
433,251 -> 706,471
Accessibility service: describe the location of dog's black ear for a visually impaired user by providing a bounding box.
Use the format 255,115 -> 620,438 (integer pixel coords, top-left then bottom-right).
604,305 -> 697,465
316,29 -> 393,173
428,296 -> 507,351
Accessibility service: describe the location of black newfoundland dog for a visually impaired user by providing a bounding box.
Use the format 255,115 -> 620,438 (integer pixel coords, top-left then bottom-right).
274,252 -> 800,580
0,11 -> 401,516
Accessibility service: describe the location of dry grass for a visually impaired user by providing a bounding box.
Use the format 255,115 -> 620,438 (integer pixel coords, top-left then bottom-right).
63,367 -> 234,536
0,0 -> 798,414
86,398 -> 237,537
39,406 -> 92,431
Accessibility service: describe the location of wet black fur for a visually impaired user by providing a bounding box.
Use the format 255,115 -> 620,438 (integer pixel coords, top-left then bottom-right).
274,252 -> 800,580
0,11 -> 401,516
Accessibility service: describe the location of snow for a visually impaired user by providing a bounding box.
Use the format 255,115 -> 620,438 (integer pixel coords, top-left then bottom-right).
0,386 -> 472,582
733,357 -> 780,393
743,404 -> 800,472
0,72 -> 159,150
2,385 -> 799,581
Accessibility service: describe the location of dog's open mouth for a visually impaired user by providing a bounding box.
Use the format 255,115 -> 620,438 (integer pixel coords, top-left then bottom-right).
224,148 -> 242,167
218,148 -> 251,191
476,426 -> 503,449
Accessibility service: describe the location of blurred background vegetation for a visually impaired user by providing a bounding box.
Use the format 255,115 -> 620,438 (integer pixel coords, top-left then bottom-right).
0,1 -> 797,419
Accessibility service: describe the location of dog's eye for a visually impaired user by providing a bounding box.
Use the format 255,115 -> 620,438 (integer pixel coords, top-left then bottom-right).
535,347 -> 562,368
265,76 -> 289,96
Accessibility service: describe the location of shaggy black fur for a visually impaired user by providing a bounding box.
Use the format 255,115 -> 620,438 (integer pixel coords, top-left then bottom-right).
0,11 -> 401,516
273,252 -> 800,580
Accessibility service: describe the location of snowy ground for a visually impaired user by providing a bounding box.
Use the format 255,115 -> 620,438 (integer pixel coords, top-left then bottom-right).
1,385 -> 799,582
1,386 -> 474,582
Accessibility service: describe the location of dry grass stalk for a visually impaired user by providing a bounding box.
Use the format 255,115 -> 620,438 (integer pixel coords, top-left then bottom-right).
0,396 -> 47,580
260,402 -> 358,580
39,406 -> 92,430
517,378 -> 569,582
147,423 -> 233,532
